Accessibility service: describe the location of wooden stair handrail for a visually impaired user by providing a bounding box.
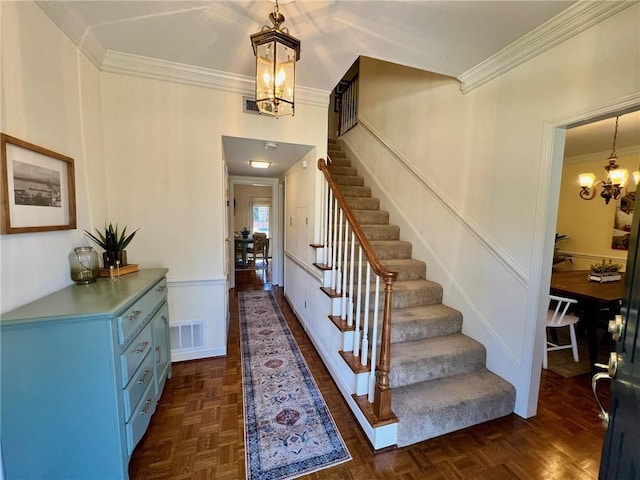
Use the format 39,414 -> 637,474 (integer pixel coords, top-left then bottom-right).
318,157 -> 397,421
318,158 -> 397,283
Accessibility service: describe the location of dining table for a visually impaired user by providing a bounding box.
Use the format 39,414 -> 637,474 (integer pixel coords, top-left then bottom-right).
234,236 -> 269,268
550,269 -> 624,373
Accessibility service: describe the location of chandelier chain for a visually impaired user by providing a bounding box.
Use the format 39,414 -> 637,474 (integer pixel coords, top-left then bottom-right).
610,116 -> 619,158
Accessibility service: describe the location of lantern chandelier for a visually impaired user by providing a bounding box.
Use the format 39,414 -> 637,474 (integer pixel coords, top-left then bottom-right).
250,0 -> 301,118
578,115 -> 640,204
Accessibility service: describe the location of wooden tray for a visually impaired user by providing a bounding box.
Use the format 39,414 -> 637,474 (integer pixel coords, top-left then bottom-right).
99,264 -> 140,278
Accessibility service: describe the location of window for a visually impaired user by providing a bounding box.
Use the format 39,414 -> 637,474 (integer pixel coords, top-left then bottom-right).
252,201 -> 270,237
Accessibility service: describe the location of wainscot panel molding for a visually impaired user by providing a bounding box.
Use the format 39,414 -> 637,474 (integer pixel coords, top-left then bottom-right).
356,116 -> 529,287
458,1 -> 635,93
284,250 -> 323,281
166,275 -> 227,287
560,250 -> 628,264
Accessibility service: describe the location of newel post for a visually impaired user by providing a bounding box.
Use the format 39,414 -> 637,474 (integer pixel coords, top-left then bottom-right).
373,277 -> 395,420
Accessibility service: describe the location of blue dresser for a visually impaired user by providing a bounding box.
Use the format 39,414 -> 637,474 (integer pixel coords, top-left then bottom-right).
1,269 -> 171,479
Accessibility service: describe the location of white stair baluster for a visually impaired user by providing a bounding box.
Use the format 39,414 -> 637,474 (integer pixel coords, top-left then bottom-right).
353,246 -> 363,357
330,195 -> 338,290
336,208 -> 343,295
347,231 -> 355,327
361,262 -> 371,367
321,177 -> 328,265
341,223 -> 349,320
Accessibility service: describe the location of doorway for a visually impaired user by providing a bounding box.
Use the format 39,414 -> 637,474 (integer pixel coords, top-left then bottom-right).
229,176 -> 280,289
546,110 -> 640,377
533,99 -> 640,416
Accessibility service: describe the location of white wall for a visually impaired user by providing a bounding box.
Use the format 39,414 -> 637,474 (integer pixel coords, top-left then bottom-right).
100,73 -> 328,358
345,4 -> 639,417
0,1 -> 108,313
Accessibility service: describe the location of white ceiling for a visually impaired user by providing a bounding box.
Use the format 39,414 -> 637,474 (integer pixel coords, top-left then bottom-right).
40,1 -> 639,176
223,136 -> 314,178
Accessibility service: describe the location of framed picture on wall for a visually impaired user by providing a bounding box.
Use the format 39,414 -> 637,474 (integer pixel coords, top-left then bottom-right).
611,191 -> 635,250
1,133 -> 76,234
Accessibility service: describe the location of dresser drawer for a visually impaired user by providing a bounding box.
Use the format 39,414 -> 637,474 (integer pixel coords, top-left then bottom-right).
126,381 -> 157,455
121,324 -> 152,385
123,352 -> 154,422
117,277 -> 168,345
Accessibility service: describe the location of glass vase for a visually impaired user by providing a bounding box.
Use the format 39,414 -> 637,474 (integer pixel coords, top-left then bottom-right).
69,246 -> 100,284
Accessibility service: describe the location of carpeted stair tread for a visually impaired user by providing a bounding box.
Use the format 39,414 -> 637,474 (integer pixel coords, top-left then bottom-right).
328,157 -> 351,167
352,209 -> 390,225
389,333 -> 486,387
361,224 -> 400,241
333,175 -> 365,186
369,240 -> 412,259
339,185 -> 372,198
328,149 -> 346,158
344,197 -> 380,211
388,304 -> 463,342
379,258 -> 426,281
329,166 -> 358,176
392,369 -> 516,447
389,280 -> 443,308
360,279 -> 443,310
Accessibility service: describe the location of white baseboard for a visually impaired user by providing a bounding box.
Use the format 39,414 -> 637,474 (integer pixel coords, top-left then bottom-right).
171,347 -> 226,362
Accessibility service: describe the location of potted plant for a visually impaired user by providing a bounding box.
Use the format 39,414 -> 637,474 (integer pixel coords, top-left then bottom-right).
241,227 -> 250,238
84,223 -> 139,267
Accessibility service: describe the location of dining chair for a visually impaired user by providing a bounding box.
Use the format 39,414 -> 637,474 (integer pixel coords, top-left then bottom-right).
248,232 -> 268,267
544,294 -> 580,369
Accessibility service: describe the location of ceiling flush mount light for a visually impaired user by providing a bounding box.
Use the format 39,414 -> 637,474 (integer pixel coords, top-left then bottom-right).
250,0 -> 300,118
250,161 -> 272,169
264,141 -> 278,150
578,115 -> 640,204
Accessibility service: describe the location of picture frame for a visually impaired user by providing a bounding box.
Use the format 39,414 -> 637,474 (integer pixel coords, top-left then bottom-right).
1,133 -> 76,234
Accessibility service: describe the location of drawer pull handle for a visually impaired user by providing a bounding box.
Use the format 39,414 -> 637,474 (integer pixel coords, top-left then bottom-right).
155,346 -> 162,364
138,369 -> 152,385
156,286 -> 167,292
135,341 -> 150,354
127,310 -> 142,321
141,399 -> 153,415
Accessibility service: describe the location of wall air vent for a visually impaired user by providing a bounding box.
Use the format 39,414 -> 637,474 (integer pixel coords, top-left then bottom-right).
243,96 -> 260,115
170,320 -> 205,350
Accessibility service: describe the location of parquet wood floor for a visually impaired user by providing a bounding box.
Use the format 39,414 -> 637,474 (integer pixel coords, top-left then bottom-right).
129,270 -> 609,479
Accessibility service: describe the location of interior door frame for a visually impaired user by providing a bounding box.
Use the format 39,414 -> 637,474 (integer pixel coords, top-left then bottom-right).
529,94 -> 640,417
229,176 -> 281,287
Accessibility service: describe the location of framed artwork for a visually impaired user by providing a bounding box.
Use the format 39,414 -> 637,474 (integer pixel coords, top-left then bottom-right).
1,133 -> 76,234
611,191 -> 635,250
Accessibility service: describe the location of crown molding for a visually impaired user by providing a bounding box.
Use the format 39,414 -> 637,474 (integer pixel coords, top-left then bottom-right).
35,0 -> 105,68
564,145 -> 640,165
102,50 -> 254,94
458,1 -> 636,94
34,2 -> 328,107
102,51 -> 329,107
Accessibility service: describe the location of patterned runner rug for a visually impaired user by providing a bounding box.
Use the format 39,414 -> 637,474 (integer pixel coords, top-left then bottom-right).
239,291 -> 351,480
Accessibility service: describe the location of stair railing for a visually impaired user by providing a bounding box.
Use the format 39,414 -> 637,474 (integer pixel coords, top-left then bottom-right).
318,157 -> 397,422
337,75 -> 358,137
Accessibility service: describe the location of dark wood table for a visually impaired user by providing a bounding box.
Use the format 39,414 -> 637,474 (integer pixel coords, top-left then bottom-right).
234,237 -> 269,268
550,270 -> 624,372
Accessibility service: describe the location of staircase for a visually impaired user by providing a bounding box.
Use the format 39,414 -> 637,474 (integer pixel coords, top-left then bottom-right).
325,139 -> 516,448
